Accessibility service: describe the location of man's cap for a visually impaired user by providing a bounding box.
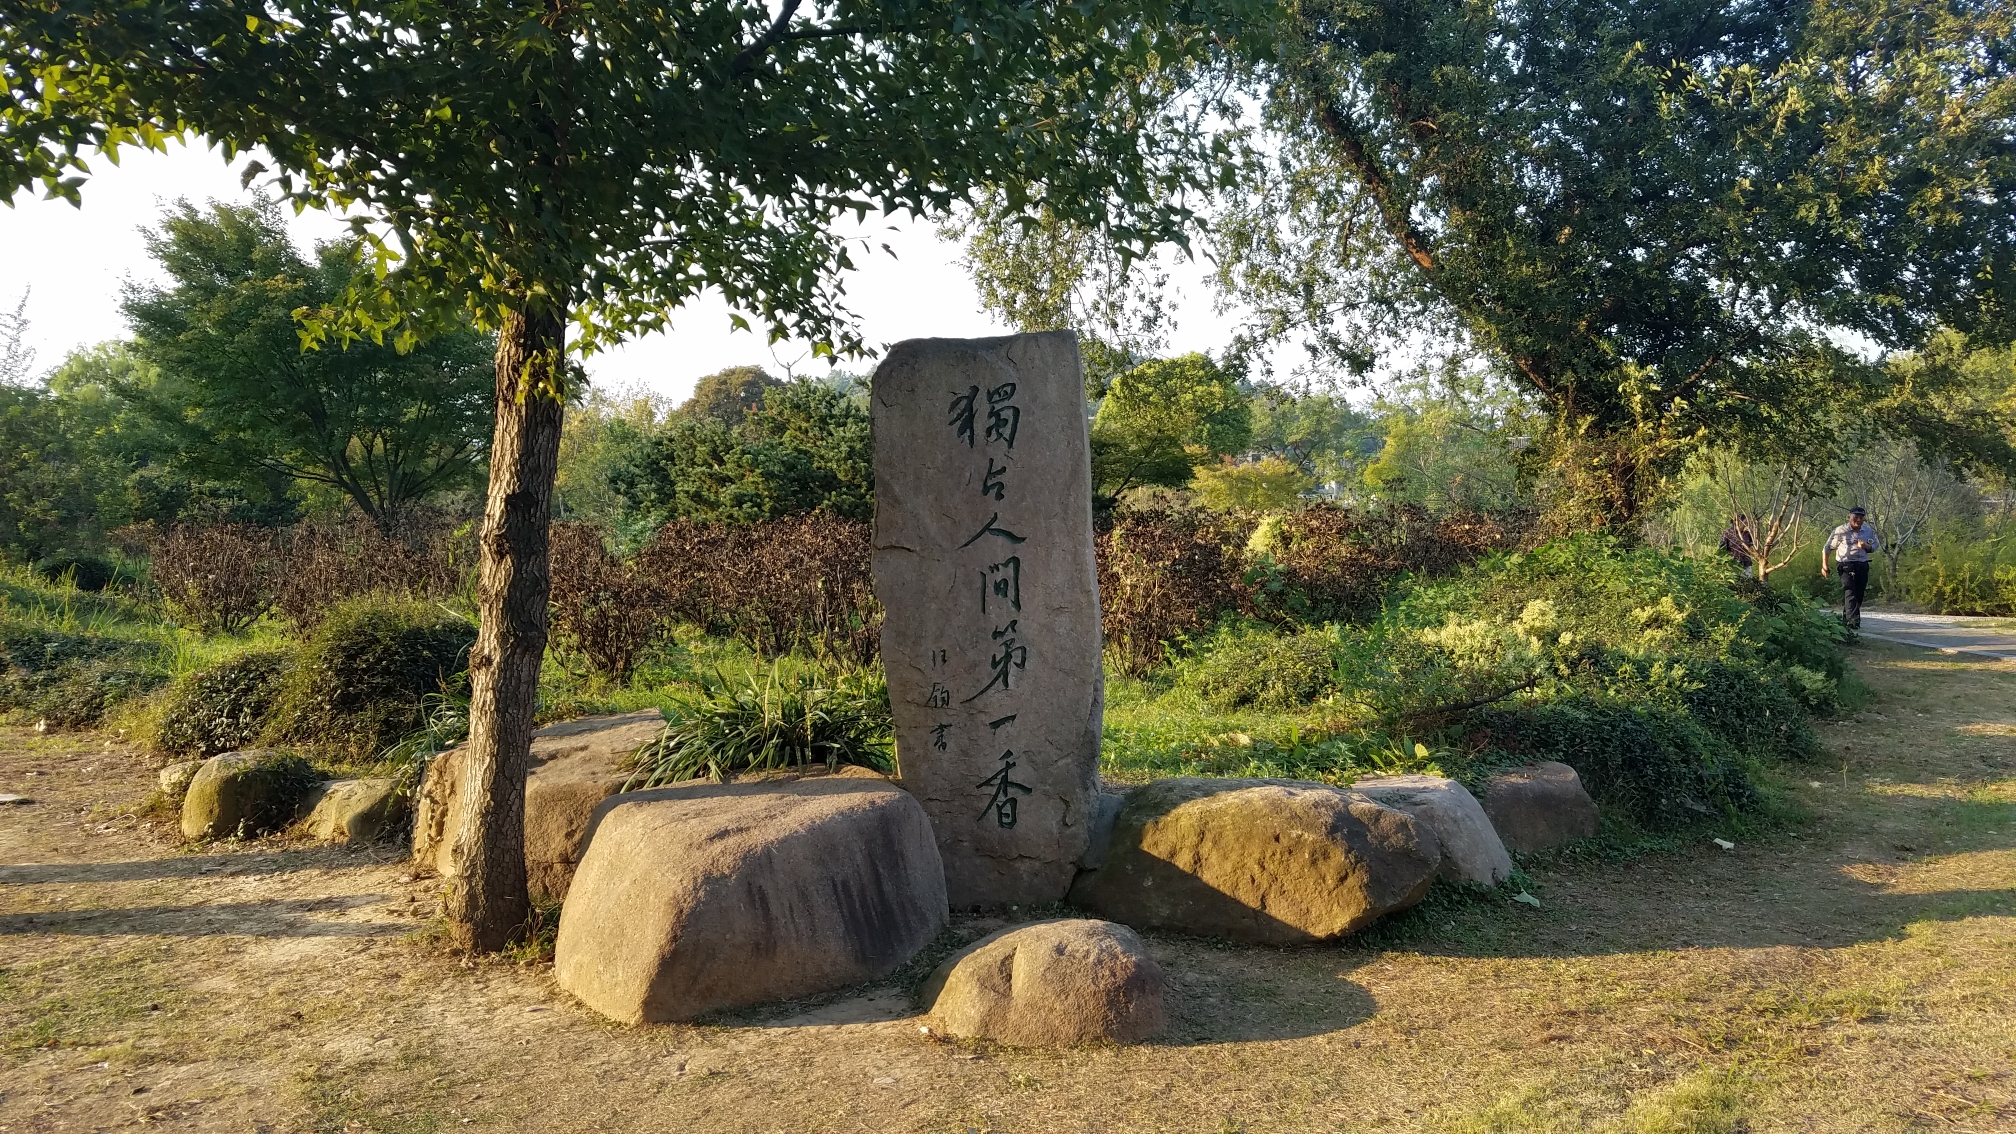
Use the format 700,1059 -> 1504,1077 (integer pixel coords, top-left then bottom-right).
1848,506 -> 1866,516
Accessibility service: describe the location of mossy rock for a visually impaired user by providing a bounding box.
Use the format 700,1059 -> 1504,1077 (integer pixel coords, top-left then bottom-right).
180,749 -> 322,840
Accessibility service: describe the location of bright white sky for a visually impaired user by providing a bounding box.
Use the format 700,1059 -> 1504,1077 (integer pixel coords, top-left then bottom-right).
0,139 -> 1240,405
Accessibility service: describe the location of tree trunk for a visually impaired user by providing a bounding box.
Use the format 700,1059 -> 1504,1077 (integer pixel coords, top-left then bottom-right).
446,306 -> 566,952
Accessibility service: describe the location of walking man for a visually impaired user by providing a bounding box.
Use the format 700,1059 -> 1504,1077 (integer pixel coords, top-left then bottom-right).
1820,506 -> 1880,628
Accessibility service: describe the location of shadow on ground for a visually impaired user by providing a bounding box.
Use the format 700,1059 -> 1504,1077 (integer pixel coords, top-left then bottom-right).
0,848 -> 391,885
0,895 -> 402,938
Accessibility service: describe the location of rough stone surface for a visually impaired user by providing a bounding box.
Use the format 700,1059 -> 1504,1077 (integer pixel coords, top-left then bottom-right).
1067,777 -> 1441,944
158,761 -> 202,798
180,749 -> 309,841
554,776 -> 947,1024
1480,761 -> 1600,853
872,332 -> 1103,908
1353,773 -> 1513,886
922,919 -> 1166,1045
297,778 -> 405,844
411,710 -> 663,900
1079,790 -> 1126,870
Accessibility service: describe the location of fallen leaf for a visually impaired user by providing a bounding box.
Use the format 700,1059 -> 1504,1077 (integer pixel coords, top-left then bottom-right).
1512,891 -> 1542,907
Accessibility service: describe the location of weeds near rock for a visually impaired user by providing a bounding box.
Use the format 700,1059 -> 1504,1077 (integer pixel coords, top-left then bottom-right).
625,663 -> 893,788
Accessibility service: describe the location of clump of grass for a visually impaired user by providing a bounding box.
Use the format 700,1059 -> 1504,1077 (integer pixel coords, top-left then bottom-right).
624,663 -> 893,788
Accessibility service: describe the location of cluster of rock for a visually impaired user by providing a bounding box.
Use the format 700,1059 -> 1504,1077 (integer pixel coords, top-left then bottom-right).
166,749 -> 406,844
394,704 -> 1594,1041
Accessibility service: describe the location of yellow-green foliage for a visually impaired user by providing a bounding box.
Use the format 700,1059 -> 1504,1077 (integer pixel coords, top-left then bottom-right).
1190,457 -> 1314,512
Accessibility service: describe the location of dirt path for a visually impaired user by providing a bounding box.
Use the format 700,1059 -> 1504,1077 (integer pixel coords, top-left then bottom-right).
3,640 -> 2013,1133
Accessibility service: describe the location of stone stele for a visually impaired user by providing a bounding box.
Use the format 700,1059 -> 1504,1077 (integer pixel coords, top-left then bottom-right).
872,332 -> 1103,908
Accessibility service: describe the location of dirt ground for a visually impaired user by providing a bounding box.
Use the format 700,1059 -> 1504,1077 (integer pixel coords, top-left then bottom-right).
3,639 -> 2013,1133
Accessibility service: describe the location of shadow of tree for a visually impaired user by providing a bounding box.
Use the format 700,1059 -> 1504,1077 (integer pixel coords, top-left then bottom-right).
0,895 -> 402,938
0,848 -> 390,885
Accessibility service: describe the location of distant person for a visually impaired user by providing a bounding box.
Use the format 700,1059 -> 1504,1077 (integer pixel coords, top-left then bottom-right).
1820,506 -> 1880,628
1719,513 -> 1755,577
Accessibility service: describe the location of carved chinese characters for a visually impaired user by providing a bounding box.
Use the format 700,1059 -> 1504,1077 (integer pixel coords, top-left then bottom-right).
872,332 -> 1103,908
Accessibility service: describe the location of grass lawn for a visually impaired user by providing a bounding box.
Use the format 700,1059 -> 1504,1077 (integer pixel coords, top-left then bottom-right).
1,639 -> 2012,1132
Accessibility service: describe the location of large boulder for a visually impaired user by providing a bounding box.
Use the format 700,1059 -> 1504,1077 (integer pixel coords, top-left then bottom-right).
296,778 -> 405,844
1067,777 -> 1441,944
180,749 -> 317,840
1480,761 -> 1599,853
411,710 -> 663,900
921,919 -> 1166,1046
1352,774 -> 1513,887
554,773 -> 947,1024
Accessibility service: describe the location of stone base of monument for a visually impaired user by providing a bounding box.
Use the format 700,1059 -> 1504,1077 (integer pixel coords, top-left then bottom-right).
1352,773 -> 1513,887
1067,777 -> 1442,944
921,918 -> 1166,1046
1479,761 -> 1600,853
411,710 -> 664,901
553,771 -> 947,1025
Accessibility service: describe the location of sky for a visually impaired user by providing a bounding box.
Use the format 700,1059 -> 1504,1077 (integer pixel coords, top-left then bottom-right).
0,139 -> 1240,406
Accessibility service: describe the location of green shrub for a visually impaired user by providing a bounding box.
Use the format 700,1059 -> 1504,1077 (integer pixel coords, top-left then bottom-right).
1178,626 -> 1341,710
1675,659 -> 1824,764
153,649 -> 294,759
1464,697 -> 1758,828
264,596 -> 475,760
0,623 -> 164,727
625,664 -> 892,788
1321,538 -> 1843,825
1903,525 -> 2016,615
32,551 -> 120,593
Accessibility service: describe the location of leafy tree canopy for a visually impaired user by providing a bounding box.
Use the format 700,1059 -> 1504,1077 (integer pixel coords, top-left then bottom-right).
1246,383 -> 1381,486
46,342 -> 302,528
613,379 -> 871,527
119,200 -> 494,529
680,365 -> 783,426
1091,353 -> 1253,503
1245,0 -> 2016,523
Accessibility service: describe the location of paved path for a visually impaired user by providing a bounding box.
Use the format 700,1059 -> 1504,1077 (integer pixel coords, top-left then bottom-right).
1855,610 -> 2016,661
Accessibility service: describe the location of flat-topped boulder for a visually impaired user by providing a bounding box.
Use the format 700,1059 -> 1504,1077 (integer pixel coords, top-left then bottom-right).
1068,777 -> 1441,944
1480,761 -> 1599,853
297,778 -> 405,844
922,919 -> 1166,1045
411,709 -> 664,900
1353,773 -> 1512,887
554,773 -> 946,1024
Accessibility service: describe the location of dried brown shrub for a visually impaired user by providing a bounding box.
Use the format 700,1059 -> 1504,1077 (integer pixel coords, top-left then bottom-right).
148,524 -> 284,633
636,514 -> 881,665
1264,503 -> 1533,620
547,522 -> 670,682
1095,508 -> 1255,675
272,514 -> 470,631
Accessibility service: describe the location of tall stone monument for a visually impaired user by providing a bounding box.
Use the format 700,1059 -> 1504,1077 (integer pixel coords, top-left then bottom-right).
871,332 -> 1103,908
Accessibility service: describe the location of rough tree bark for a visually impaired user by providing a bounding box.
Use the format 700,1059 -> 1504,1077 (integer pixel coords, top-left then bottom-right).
446,305 -> 567,952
